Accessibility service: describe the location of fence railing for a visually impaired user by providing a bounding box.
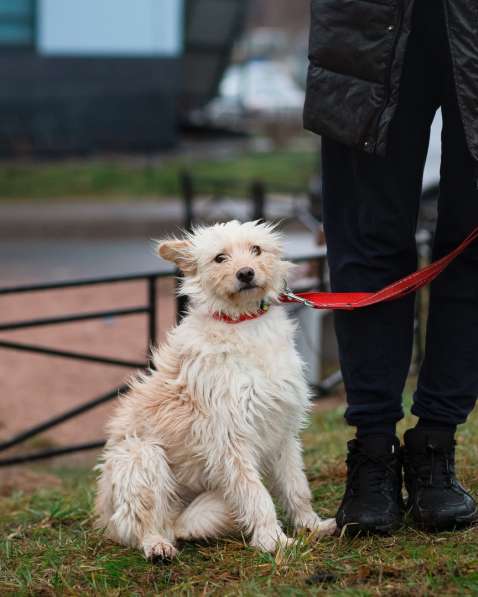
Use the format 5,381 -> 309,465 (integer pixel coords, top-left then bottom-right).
0,271 -> 171,467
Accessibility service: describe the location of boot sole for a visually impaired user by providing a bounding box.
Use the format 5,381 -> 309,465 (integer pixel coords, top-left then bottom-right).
412,507 -> 478,532
338,520 -> 402,537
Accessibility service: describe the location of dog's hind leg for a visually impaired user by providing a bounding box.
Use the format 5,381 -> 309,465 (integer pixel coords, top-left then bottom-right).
174,491 -> 237,542
96,437 -> 180,559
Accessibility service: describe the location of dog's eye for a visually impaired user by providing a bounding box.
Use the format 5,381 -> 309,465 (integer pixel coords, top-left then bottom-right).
251,245 -> 262,256
214,254 -> 227,264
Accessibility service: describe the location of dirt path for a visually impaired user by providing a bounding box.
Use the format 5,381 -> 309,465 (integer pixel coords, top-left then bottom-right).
0,279 -> 176,454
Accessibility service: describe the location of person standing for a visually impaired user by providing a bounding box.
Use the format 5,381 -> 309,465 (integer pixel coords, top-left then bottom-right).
304,0 -> 478,533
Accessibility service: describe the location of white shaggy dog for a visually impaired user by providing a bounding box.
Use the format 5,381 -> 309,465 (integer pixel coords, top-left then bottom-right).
95,220 -> 336,559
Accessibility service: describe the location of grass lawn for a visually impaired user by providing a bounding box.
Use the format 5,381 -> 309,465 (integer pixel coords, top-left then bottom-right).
0,150 -> 317,200
1,391 -> 478,596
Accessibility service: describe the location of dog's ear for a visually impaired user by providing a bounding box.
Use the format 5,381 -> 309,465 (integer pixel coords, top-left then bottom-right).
157,240 -> 196,275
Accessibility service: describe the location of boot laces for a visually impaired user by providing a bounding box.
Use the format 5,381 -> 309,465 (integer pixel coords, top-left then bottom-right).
414,444 -> 455,488
348,451 -> 397,494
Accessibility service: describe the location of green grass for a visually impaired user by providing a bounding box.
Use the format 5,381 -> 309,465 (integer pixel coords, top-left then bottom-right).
1,392 -> 478,596
0,150 -> 317,200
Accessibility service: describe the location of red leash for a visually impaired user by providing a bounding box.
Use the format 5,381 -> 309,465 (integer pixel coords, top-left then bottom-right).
280,225 -> 478,311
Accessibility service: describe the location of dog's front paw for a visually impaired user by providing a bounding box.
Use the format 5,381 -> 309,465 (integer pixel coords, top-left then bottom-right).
143,535 -> 178,561
250,526 -> 295,552
295,512 -> 337,537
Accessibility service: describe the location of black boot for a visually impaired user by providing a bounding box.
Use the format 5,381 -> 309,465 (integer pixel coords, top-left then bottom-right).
403,427 -> 478,531
336,435 -> 403,535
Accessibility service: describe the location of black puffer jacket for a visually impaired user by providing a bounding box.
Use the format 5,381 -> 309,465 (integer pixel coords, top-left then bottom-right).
303,0 -> 478,161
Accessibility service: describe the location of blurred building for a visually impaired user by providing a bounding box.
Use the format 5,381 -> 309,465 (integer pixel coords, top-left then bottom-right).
0,0 -> 248,156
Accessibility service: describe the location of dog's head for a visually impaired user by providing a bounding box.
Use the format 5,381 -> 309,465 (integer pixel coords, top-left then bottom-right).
157,220 -> 292,316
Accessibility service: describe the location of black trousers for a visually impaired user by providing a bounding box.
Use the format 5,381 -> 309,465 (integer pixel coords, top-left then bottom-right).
322,0 -> 478,428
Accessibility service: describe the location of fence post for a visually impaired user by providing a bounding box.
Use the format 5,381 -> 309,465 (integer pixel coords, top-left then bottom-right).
180,170 -> 194,232
308,174 -> 323,221
413,235 -> 432,370
176,272 -> 188,324
251,180 -> 266,221
414,287 -> 424,369
147,276 -> 157,359
177,171 -> 194,322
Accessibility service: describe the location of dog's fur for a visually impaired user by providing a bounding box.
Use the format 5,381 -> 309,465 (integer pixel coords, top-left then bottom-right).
95,220 -> 336,559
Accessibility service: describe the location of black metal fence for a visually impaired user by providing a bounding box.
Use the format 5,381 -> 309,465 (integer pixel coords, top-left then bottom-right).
0,271 -> 168,467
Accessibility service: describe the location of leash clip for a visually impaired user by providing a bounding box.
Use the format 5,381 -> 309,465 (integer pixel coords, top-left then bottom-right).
282,283 -> 316,309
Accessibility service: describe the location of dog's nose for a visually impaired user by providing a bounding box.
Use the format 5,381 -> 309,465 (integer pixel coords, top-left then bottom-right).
236,267 -> 255,284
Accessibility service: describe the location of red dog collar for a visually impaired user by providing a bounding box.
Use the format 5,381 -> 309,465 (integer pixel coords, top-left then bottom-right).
212,301 -> 270,324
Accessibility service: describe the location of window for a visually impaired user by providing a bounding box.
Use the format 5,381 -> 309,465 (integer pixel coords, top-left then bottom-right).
0,0 -> 34,47
39,0 -> 183,57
